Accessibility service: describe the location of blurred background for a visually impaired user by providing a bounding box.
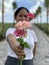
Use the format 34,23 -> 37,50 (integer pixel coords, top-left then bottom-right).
0,1 -> 49,65
0,0 -> 49,41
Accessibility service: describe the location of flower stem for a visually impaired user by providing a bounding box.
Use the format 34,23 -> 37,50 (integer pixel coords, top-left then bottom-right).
19,56 -> 24,65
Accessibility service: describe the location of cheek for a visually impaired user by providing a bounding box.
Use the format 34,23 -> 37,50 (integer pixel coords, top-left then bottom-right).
26,18 -> 30,21
15,17 -> 21,22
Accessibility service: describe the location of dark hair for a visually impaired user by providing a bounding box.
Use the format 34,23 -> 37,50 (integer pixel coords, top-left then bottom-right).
14,7 -> 29,20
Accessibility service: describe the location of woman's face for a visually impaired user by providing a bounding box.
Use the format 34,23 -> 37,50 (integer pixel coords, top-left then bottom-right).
15,9 -> 29,22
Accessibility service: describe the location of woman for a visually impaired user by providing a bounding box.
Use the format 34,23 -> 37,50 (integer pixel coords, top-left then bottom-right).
5,7 -> 38,65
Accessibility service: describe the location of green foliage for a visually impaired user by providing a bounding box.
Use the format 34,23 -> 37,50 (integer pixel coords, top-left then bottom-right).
17,37 -> 23,43
0,32 -> 3,41
12,1 -> 17,10
38,6 -> 42,13
17,37 -> 30,49
35,23 -> 49,35
44,0 -> 49,8
22,42 -> 30,48
0,23 -> 13,40
3,23 -> 13,38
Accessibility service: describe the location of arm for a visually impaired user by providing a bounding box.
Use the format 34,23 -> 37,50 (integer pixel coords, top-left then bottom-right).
33,42 -> 36,57
7,34 -> 25,58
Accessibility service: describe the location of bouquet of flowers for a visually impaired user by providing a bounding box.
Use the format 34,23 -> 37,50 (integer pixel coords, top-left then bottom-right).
14,20 -> 32,65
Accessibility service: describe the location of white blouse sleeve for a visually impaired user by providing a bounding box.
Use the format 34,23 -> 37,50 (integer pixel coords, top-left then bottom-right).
6,28 -> 15,38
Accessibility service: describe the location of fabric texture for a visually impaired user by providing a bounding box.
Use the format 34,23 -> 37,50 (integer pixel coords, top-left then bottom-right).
6,28 -> 38,60
5,56 -> 34,65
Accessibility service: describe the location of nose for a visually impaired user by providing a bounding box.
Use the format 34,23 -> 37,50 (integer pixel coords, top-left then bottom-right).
22,16 -> 26,21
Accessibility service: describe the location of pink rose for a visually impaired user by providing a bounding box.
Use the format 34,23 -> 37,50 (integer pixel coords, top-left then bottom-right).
14,29 -> 26,36
15,20 -> 32,30
27,13 -> 35,19
23,20 -> 32,28
15,21 -> 24,30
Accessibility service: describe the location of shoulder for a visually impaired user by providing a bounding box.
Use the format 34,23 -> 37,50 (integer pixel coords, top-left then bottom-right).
6,28 -> 16,33
7,27 -> 15,31
6,27 -> 16,37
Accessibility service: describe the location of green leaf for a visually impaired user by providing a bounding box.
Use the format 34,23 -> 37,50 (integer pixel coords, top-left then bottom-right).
17,37 -> 30,49
22,42 -> 30,49
17,37 -> 23,43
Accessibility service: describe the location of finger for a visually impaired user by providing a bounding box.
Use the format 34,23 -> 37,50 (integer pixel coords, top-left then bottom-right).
18,45 -> 23,49
16,47 -> 24,53
15,49 -> 25,56
17,52 -> 25,56
18,55 -> 25,58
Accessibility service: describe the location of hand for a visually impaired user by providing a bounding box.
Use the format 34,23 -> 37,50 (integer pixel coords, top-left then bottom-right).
7,34 -> 25,58
14,45 -> 25,58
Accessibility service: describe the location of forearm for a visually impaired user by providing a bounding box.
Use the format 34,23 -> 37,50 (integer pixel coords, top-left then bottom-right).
7,34 -> 25,57
33,42 -> 36,57
7,34 -> 17,52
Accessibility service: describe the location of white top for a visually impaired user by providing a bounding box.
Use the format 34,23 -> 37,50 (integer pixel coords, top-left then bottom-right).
6,28 -> 38,60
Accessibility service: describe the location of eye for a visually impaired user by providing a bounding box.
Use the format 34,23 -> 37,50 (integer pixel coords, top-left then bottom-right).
19,15 -> 23,17
24,15 -> 27,18
18,14 -> 27,18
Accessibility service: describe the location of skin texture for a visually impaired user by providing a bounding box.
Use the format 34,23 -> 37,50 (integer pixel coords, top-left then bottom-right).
7,8 -> 36,58
15,9 -> 29,22
33,42 -> 36,57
